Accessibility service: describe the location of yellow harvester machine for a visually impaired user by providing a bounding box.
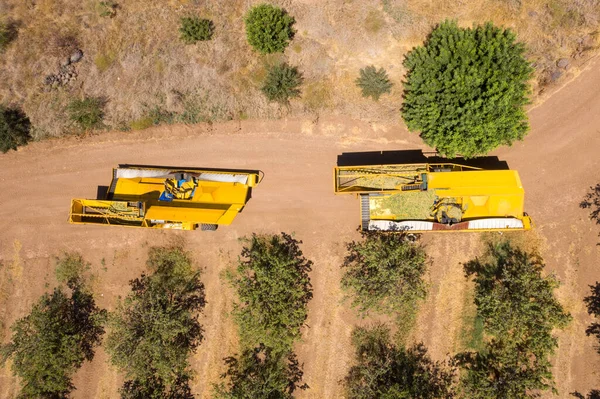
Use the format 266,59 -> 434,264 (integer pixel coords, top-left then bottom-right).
69,165 -> 262,231
334,163 -> 532,232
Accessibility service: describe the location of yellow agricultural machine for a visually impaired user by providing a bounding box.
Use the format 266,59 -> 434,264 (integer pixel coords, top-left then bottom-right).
334,163 -> 532,232
69,165 -> 262,231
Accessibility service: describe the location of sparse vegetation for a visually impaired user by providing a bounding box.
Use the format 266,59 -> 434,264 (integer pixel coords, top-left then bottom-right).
179,17 -> 214,44
105,245 -> 205,396
98,1 -> 118,18
0,21 -> 17,52
0,106 -> 31,153
341,231 -> 427,339
355,65 -> 393,101
228,233 -> 312,353
245,4 -> 295,54
261,63 -> 303,104
343,324 -> 456,399
0,255 -> 106,398
67,97 -> 105,131
402,20 -> 534,158
456,241 -> 571,398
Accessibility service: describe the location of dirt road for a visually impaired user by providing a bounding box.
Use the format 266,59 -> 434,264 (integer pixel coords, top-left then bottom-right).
1,59 -> 599,397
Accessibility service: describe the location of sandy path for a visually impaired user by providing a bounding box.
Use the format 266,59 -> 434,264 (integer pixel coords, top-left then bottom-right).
0,59 -> 599,398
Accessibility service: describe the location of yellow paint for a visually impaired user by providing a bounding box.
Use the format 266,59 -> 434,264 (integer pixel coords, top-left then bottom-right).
69,166 -> 261,231
334,163 -> 532,231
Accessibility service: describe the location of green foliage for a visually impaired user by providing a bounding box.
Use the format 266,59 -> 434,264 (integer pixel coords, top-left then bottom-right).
120,374 -> 194,399
261,63 -> 303,104
401,20 -> 534,158
0,106 -> 31,153
245,4 -> 295,54
179,17 -> 214,44
0,21 -> 17,52
228,233 -> 312,353
343,324 -> 456,399
456,241 -> 571,398
584,282 -> 600,354
98,1 -> 118,18
1,284 -> 106,398
356,65 -> 393,101
55,252 -> 91,288
580,184 -> 600,226
341,231 -> 427,318
67,97 -> 105,131
213,344 -> 307,399
105,246 -> 205,394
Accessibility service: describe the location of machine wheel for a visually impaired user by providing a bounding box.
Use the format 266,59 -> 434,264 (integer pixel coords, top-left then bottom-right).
200,223 -> 218,231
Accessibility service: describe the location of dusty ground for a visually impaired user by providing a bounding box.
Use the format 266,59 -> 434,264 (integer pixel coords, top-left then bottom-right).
0,0 -> 598,138
1,60 -> 600,399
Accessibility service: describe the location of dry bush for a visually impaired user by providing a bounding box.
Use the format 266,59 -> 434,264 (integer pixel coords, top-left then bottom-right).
0,0 -> 597,138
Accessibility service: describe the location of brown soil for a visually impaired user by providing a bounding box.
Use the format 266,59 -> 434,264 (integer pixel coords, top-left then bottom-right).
1,59 -> 600,399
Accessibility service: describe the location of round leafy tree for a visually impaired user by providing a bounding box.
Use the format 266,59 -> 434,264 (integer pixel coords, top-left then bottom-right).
245,4 -> 295,53
341,231 -> 427,319
179,17 -> 214,43
401,20 -> 534,158
356,65 -> 393,101
0,106 -> 31,153
261,63 -> 303,104
228,233 -> 312,353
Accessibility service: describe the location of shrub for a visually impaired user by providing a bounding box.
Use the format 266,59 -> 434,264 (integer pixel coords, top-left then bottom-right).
355,65 -> 393,101
213,345 -> 307,399
0,280 -> 106,397
261,63 -> 303,104
67,97 -> 105,130
344,324 -> 456,399
55,252 -> 91,288
98,1 -> 118,18
584,282 -> 600,354
179,17 -> 214,43
245,4 -> 295,53
456,241 -> 571,398
341,231 -> 427,321
402,20 -> 534,158
228,233 -> 312,353
0,106 -> 31,153
105,246 -> 205,393
0,21 -> 17,52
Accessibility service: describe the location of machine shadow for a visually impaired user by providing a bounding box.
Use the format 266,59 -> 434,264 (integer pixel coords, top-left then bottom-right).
336,150 -> 509,170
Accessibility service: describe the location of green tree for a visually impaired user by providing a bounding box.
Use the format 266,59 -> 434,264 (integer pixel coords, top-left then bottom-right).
213,344 -> 307,399
1,259 -> 106,399
456,241 -> 571,398
55,252 -> 91,288
356,65 -> 393,101
228,233 -> 312,353
67,97 -> 105,130
401,20 -> 533,158
105,246 -> 205,396
245,4 -> 295,53
344,324 -> 456,399
120,374 -> 194,399
261,63 -> 303,104
584,282 -> 600,354
179,17 -> 214,43
0,106 -> 31,153
341,231 -> 427,322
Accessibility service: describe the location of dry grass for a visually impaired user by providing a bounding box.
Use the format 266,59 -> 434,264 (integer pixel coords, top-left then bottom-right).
0,0 -> 598,139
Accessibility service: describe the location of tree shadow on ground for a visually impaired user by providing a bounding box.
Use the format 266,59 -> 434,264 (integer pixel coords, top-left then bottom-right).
580,184 -> 600,244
